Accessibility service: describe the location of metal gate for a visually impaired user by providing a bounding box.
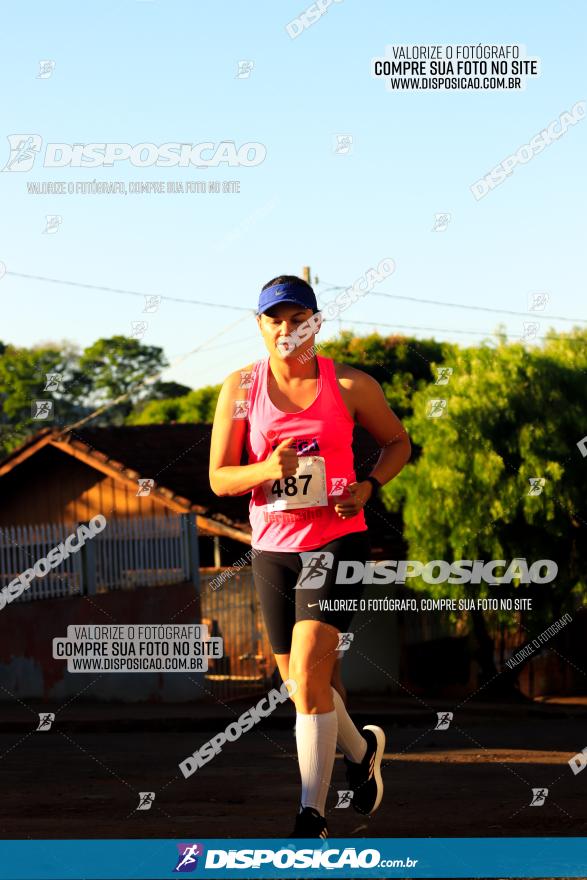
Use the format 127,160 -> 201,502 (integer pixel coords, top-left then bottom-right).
199,568 -> 275,702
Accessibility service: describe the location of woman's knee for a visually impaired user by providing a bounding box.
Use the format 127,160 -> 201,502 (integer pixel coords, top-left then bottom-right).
291,622 -> 337,663
289,633 -> 338,711
291,620 -> 339,656
288,662 -> 330,691
289,646 -> 337,689
289,671 -> 333,712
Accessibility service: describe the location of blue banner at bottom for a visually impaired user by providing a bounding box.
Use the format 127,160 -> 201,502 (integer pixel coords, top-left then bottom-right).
0,838 -> 585,879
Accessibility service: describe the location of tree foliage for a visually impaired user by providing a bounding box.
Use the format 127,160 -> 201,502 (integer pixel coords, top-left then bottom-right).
127,385 -> 221,425
78,336 -> 168,422
384,330 -> 587,634
319,331 -> 454,418
0,336 -> 169,455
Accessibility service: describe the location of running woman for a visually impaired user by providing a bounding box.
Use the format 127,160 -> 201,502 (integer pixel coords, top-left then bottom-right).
209,275 -> 411,838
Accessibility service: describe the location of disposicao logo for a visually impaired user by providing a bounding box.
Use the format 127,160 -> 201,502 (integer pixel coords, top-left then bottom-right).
174,843 -> 204,872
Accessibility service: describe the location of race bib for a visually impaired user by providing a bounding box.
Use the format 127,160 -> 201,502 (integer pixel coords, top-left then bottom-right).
262,455 -> 328,511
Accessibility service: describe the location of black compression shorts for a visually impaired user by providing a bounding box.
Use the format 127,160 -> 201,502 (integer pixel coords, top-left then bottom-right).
251,530 -> 370,655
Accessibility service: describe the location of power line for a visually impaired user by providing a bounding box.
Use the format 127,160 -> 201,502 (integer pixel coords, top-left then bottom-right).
8,268 -> 585,326
195,333 -> 259,351
53,312 -> 252,437
320,281 -> 587,324
6,271 -> 254,312
337,317 -> 585,343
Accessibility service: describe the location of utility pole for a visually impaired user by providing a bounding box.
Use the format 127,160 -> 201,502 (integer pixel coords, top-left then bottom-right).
302,266 -> 311,284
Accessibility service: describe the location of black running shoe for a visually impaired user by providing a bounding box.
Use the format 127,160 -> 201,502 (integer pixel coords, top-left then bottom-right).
343,725 -> 385,815
288,806 -> 329,839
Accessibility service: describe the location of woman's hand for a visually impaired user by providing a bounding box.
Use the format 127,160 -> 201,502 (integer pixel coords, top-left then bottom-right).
262,437 -> 299,481
334,480 -> 372,519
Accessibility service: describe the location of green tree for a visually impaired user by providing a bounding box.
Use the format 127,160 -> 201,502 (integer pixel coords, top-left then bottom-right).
0,336 -> 171,456
128,385 -> 221,425
319,332 -> 454,418
384,330 -> 587,698
78,335 -> 169,424
0,341 -> 90,455
146,380 -> 192,400
178,386 -> 221,422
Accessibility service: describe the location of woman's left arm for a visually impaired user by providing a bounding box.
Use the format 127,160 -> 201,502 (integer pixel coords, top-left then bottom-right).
334,369 -> 411,520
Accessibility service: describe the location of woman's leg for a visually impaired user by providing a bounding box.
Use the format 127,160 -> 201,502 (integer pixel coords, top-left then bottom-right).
330,655 -> 347,704
252,545 -> 355,824
274,652 -> 346,704
288,619 -> 339,816
288,531 -> 387,817
273,652 -> 290,686
289,619 -> 338,713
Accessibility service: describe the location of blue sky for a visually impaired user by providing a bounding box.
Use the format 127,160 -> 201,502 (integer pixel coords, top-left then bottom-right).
1,0 -> 585,390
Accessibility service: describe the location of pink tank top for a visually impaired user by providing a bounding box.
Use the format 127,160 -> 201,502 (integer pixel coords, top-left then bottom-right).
245,355 -> 367,551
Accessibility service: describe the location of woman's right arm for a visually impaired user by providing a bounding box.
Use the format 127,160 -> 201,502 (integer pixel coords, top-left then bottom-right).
209,370 -> 297,497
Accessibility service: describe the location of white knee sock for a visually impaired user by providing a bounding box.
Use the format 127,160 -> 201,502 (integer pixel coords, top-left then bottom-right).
295,709 -> 338,816
331,687 -> 367,764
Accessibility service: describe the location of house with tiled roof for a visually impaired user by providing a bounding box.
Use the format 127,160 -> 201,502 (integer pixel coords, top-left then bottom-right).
0,422 -> 412,702
0,423 -> 406,563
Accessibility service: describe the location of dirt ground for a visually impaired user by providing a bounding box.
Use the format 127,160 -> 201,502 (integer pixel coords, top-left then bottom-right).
2,709 -> 586,845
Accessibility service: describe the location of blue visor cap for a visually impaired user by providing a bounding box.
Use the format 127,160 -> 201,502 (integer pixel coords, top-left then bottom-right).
257,281 -> 318,315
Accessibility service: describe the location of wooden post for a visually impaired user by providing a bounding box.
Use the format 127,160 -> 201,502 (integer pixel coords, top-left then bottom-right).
79,521 -> 97,596
213,535 -> 221,568
181,513 -> 200,595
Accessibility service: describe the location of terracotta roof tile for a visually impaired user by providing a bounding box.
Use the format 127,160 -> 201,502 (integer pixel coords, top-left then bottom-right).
48,423 -> 403,555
